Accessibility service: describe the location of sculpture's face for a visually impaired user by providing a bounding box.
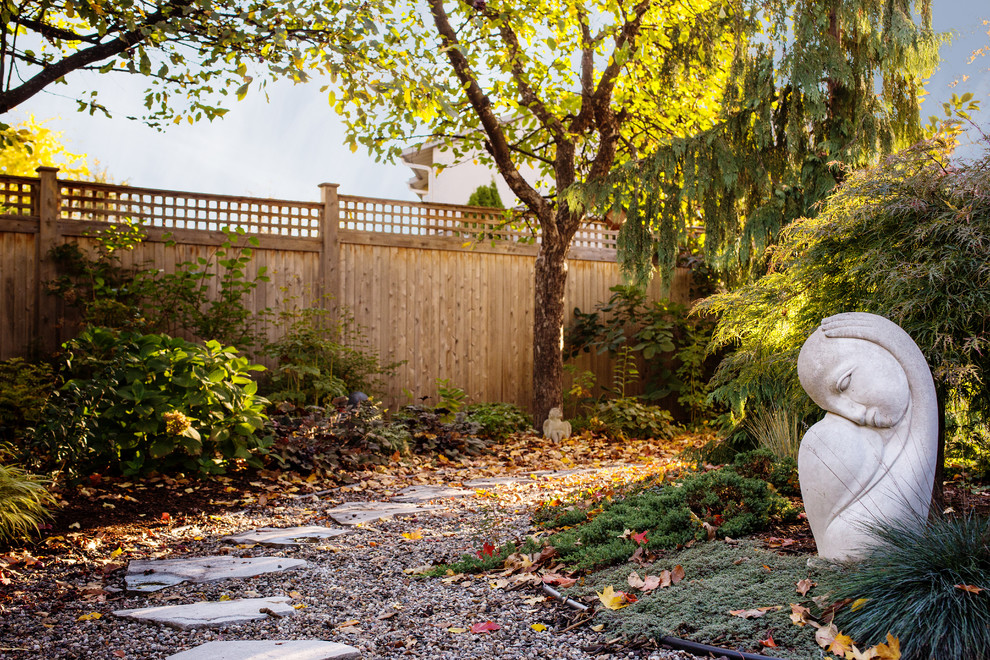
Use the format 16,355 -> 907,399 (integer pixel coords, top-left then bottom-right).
548,407 -> 563,420
798,333 -> 909,428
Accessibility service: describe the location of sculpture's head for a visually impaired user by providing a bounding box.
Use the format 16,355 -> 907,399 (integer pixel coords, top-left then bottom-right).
798,328 -> 909,429
548,407 -> 563,420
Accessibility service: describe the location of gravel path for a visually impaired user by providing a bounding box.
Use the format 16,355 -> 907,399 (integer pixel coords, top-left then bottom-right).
0,469 -> 699,660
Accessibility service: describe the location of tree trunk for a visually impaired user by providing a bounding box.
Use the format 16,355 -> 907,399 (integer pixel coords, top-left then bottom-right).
532,235 -> 569,430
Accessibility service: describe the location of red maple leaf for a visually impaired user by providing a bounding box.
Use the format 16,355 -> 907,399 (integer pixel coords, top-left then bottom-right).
471,621 -> 501,633
631,530 -> 649,546
476,541 -> 496,559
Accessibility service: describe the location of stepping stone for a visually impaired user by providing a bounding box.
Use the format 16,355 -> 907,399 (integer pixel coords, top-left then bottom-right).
114,596 -> 295,630
326,501 -> 440,526
222,526 -> 354,547
125,556 -> 307,593
391,485 -> 474,503
462,475 -> 533,488
166,640 -> 360,660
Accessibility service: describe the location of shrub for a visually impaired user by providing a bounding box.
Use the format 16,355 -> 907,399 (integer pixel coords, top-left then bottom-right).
833,513 -> 990,660
32,326 -> 270,478
586,398 -> 675,440
262,305 -> 401,406
267,402 -> 411,474
0,358 -> 55,443
463,402 -> 532,440
0,462 -> 55,542
744,404 -> 804,462
730,448 -> 800,496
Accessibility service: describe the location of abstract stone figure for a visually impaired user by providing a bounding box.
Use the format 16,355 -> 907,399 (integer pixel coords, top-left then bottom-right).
797,312 -> 938,561
543,407 -> 571,441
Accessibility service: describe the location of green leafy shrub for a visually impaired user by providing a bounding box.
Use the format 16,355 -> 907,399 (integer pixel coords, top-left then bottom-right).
463,402 -> 532,440
0,462 -> 55,542
48,221 -> 270,349
586,398 -> 675,440
262,304 -> 401,406
267,402 -> 411,473
32,326 -> 270,478
730,448 -> 800,496
0,358 -> 55,443
466,180 -> 504,208
833,514 -> 990,660
564,284 -> 717,422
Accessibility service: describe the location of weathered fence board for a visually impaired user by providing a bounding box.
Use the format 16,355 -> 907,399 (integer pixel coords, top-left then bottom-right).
0,169 -> 690,412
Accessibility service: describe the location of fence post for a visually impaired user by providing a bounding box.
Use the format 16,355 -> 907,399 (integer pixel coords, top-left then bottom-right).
34,166 -> 60,354
319,183 -> 341,316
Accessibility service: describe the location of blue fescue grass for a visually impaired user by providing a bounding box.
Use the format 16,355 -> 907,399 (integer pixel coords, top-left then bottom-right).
833,513 -> 990,660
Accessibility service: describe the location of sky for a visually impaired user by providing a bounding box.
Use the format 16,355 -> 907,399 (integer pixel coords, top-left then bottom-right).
7,2 -> 990,204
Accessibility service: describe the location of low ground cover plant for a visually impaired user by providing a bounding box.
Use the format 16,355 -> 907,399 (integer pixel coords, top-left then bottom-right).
30,326 -> 270,478
0,460 -> 55,542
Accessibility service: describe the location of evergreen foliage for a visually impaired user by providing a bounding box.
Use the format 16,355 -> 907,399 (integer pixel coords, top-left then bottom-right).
698,138 -> 990,428
612,0 -> 942,286
466,180 -> 504,209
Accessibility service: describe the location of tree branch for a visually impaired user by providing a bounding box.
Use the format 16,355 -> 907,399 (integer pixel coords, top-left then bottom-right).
426,0 -> 552,225
0,0 -> 195,115
16,16 -> 101,44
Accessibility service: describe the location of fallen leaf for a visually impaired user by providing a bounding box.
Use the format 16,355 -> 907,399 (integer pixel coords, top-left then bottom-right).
401,530 -> 423,541
670,564 -> 685,584
955,584 -> 984,594
760,633 -> 777,648
631,530 -> 649,546
292,603 -> 307,610
447,627 -> 468,634
470,621 -> 501,634
112,651 -> 125,658
627,571 -> 661,591
851,597 -> 870,611
403,565 -> 432,575
531,623 -> 547,632
815,622 -> 839,649
591,624 -> 605,632
76,612 -> 102,621
337,619 -> 360,628
219,594 -> 231,601
288,590 -> 303,599
830,633 -> 856,656
874,632 -> 902,660
598,585 -> 637,610
160,512 -> 170,522
789,603 -> 812,626
728,606 -> 780,619
796,578 -> 816,596
476,541 -> 496,559
542,573 -> 577,588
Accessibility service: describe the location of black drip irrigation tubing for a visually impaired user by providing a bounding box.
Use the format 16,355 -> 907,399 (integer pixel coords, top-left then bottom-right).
541,583 -> 786,660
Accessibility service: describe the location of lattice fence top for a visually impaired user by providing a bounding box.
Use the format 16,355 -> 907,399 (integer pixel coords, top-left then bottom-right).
0,176 -> 37,218
339,195 -> 618,250
60,181 -> 322,238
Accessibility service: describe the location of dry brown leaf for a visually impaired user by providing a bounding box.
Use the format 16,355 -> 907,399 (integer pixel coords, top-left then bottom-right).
728,605 -> 780,619
670,564 -> 685,584
796,578 -> 816,596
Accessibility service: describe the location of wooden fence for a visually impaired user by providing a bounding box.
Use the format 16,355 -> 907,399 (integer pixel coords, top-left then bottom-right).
0,167 -> 690,412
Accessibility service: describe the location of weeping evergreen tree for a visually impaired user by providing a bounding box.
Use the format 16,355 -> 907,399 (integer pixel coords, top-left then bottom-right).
612,0 -> 943,288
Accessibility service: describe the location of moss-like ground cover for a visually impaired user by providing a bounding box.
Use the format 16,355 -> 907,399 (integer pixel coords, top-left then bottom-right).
563,540 -> 842,659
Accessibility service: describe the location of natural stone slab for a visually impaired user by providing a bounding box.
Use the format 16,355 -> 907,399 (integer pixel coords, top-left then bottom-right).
462,476 -> 533,488
166,640 -> 361,660
326,501 -> 440,526
391,485 -> 474,503
125,556 -> 307,593
222,526 -> 354,547
114,596 -> 294,630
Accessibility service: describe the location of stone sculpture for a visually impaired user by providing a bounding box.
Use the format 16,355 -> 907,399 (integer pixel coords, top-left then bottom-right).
796,312 -> 938,561
543,407 -> 571,442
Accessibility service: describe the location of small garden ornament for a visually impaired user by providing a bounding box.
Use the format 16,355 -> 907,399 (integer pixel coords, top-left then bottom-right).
543,407 -> 571,441
797,312 -> 938,561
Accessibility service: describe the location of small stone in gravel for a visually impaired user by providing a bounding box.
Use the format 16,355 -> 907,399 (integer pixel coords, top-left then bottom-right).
222,526 -> 354,547
125,556 -> 308,592
114,596 -> 295,630
326,501 -> 441,526
165,639 -> 360,660
390,486 -> 474,503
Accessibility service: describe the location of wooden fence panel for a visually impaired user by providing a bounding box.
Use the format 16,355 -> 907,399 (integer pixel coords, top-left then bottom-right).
0,171 -> 694,414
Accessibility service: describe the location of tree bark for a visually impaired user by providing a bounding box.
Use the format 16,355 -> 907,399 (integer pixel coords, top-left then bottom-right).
532,227 -> 570,430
